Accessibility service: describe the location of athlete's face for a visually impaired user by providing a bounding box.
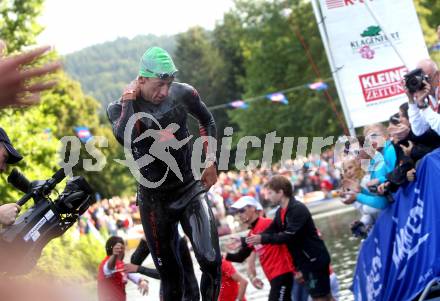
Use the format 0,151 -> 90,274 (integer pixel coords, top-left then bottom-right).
139,77 -> 173,104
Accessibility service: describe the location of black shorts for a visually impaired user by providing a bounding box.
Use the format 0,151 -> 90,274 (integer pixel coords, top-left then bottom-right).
302,268 -> 331,298
269,272 -> 293,301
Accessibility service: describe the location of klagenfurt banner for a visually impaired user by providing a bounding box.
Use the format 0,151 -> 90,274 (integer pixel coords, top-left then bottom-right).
313,0 -> 429,128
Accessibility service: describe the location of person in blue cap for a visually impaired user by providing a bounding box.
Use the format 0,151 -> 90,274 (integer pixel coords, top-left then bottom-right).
0,127 -> 23,225
107,47 -> 221,301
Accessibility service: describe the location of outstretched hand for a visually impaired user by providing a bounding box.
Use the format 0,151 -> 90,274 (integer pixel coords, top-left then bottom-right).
245,234 -> 262,245
0,42 -> 61,108
137,279 -> 149,296
123,263 -> 139,273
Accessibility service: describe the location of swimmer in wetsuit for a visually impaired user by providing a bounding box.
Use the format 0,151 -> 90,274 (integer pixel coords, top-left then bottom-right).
107,47 -> 221,301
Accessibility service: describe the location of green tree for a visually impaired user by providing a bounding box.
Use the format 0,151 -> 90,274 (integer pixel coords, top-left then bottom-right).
64,34 -> 177,110
39,73 -> 136,198
0,0 -> 44,52
174,27 -> 230,136
224,0 -> 342,163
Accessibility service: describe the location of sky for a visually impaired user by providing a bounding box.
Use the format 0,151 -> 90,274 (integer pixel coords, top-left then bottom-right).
37,0 -> 235,54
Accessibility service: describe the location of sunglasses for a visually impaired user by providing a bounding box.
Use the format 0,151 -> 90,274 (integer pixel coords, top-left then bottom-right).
237,207 -> 248,214
144,68 -> 177,80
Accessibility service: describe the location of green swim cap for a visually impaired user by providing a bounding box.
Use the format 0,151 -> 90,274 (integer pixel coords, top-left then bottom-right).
138,47 -> 178,78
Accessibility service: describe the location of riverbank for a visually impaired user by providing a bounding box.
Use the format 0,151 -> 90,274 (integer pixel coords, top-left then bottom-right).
127,197 -> 359,301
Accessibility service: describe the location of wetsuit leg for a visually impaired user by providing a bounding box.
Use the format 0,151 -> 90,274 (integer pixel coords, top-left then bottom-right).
179,236 -> 200,301
180,191 -> 221,301
138,196 -> 184,301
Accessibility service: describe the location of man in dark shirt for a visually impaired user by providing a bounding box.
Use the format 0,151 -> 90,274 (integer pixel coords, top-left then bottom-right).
107,47 -> 221,301
226,196 -> 294,301
246,176 -> 333,301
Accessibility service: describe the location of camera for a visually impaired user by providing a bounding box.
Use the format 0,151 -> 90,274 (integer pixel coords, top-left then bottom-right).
0,168 -> 94,275
368,184 -> 379,194
368,183 -> 394,203
404,68 -> 429,93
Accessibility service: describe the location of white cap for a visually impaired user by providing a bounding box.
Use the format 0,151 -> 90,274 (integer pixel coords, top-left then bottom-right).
231,196 -> 263,211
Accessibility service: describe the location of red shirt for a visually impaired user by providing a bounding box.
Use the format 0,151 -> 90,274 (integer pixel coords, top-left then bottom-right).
248,217 -> 294,280
280,208 -> 288,226
219,258 -> 246,301
97,256 -> 127,301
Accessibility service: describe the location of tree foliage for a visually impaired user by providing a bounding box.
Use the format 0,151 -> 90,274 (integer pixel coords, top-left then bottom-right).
64,35 -> 176,110
0,0 -> 44,53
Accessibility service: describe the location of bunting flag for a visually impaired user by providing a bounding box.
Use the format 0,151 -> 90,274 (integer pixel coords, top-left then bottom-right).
430,42 -> 440,52
308,81 -> 329,91
228,100 -> 248,109
266,92 -> 288,105
42,128 -> 52,141
207,78 -> 332,111
74,126 -> 92,143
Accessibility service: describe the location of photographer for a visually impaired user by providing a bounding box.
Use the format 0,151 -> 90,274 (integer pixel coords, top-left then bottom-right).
380,103 -> 440,192
405,59 -> 440,136
0,127 -> 23,226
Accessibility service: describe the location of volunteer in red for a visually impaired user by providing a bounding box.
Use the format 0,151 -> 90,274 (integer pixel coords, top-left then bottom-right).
97,236 -> 149,301
226,196 -> 294,301
219,256 -> 248,301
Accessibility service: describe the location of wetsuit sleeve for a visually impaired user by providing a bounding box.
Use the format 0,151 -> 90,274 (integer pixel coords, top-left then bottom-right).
183,85 -> 217,160
260,204 -> 309,245
131,239 -> 161,280
137,266 -> 161,279
226,246 -> 253,263
107,84 -> 136,145
131,239 -> 150,264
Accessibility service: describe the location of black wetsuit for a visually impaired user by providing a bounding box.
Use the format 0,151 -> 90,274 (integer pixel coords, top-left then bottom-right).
107,82 -> 221,301
131,237 -> 200,301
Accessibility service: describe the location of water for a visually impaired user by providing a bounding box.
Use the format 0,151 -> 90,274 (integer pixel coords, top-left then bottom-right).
314,209 -> 360,301
127,208 -> 361,300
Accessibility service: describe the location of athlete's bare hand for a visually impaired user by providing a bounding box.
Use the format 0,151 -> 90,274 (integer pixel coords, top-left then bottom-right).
201,163 -> 217,190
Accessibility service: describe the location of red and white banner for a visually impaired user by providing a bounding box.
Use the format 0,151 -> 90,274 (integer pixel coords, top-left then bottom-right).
314,0 -> 429,128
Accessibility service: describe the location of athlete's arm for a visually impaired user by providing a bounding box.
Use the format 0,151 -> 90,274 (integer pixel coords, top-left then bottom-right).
107,80 -> 139,146
183,85 -> 217,160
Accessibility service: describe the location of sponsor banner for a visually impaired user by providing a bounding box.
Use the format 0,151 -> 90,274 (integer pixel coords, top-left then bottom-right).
352,149 -> 440,300
317,0 -> 429,127
359,66 -> 407,102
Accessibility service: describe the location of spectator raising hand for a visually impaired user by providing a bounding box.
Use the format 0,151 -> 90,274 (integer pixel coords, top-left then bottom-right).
0,40 -> 61,108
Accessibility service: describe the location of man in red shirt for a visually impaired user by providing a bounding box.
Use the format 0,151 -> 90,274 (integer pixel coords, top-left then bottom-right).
246,176 -> 333,301
219,257 -> 248,301
226,196 -> 294,301
97,236 -> 149,301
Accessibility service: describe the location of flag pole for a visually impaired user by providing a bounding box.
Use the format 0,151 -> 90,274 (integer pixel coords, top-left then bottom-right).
310,0 -> 356,136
